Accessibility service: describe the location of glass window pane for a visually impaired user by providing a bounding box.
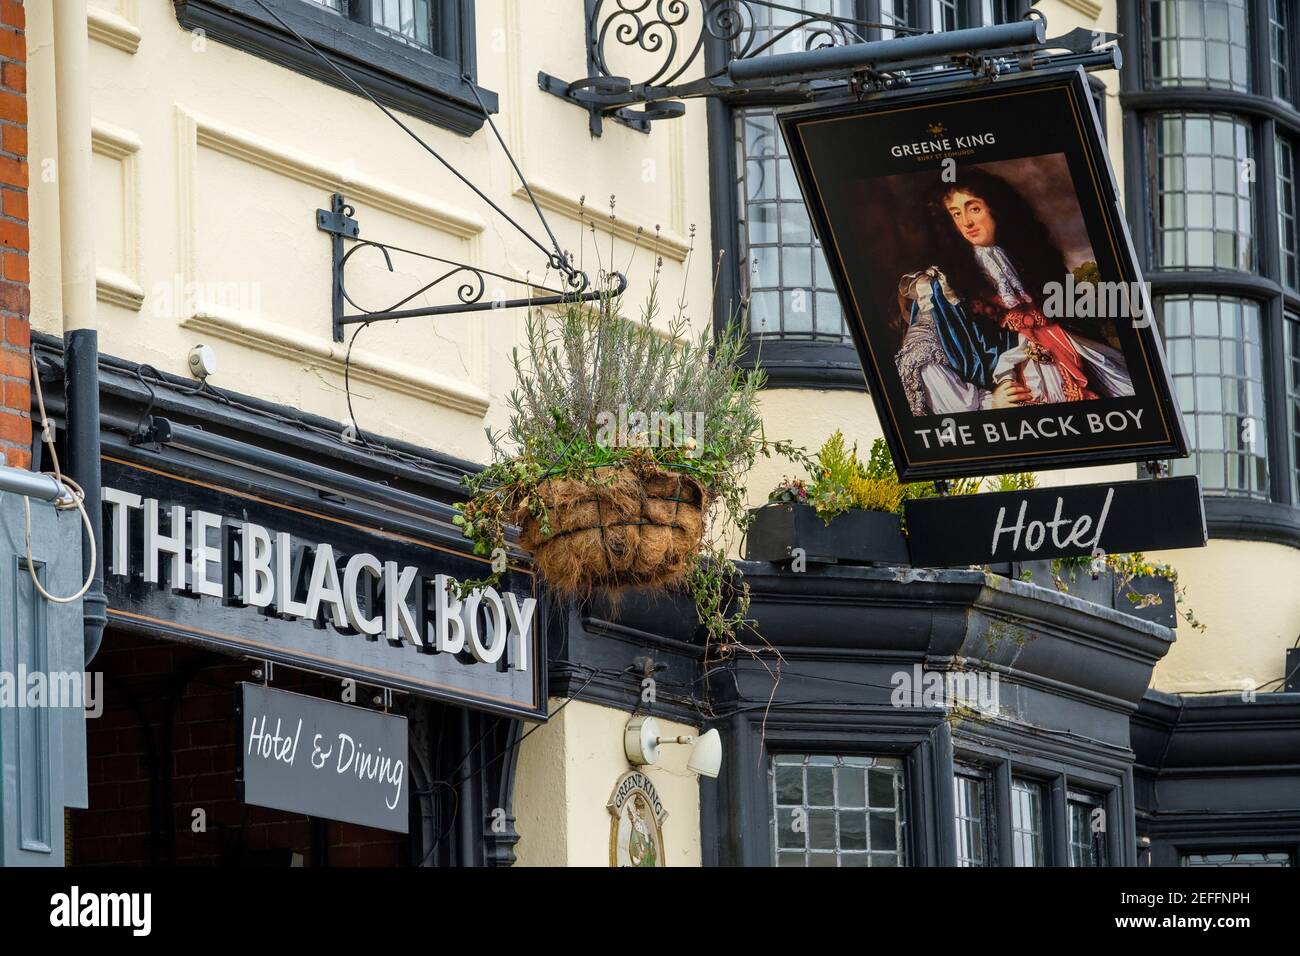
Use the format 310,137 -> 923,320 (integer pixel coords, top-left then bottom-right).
769,754 -> 907,867
1150,0 -> 1251,93
737,98 -> 850,342
1068,796 -> 1108,867
1153,112 -> 1254,273
1288,316 -> 1300,501
1160,294 -> 1269,497
953,769 -> 989,867
1011,778 -> 1045,866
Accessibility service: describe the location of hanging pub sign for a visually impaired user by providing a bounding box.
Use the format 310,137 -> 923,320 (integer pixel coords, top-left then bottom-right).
99,456 -> 543,720
780,68 -> 1188,480
905,475 -> 1207,568
238,683 -> 408,833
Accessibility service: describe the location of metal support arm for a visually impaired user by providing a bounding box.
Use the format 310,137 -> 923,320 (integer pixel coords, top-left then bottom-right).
317,194 -> 626,342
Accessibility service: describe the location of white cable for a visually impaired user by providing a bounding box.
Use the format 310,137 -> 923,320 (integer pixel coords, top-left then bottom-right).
24,351 -> 97,603
24,474 -> 95,604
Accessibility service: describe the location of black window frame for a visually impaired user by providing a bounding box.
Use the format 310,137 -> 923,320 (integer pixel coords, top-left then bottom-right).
705,704 -> 1131,866
768,752 -> 910,866
1067,789 -> 1110,867
953,762 -> 997,866
1120,0 -> 1300,547
706,0 -> 1032,390
1180,846 -> 1296,865
1009,774 -> 1049,866
172,0 -> 497,136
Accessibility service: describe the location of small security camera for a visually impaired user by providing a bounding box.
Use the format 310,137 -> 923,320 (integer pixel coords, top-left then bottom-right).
188,344 -> 217,380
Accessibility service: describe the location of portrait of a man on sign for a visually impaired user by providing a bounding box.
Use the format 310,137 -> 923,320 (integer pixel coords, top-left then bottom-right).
780,69 -> 1187,481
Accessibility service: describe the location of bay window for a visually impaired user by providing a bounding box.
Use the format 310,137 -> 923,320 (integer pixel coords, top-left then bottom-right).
1121,0 -> 1300,539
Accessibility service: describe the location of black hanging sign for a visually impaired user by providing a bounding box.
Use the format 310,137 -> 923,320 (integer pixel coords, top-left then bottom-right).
780,68 -> 1188,480
904,476 -> 1207,568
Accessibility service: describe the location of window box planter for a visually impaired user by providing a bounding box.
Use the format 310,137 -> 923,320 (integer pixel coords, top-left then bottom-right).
1015,560 -> 1178,628
745,503 -> 910,566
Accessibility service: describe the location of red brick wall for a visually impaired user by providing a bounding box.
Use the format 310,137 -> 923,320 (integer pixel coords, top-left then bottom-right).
73,629 -> 409,867
0,0 -> 26,469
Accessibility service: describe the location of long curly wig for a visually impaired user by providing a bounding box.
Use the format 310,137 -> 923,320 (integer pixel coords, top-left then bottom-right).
923,167 -> 1071,326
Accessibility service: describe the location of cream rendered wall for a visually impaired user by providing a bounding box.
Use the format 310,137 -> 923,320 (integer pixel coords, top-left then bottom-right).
28,1 -> 713,866
513,700 -> 702,867
27,0 -> 714,463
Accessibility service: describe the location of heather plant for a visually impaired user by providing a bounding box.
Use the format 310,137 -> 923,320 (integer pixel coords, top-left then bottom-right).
455,271 -> 804,651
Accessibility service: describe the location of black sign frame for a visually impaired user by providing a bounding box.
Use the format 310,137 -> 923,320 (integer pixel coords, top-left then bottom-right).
779,67 -> 1188,481
237,683 -> 409,834
904,475 -> 1207,567
101,455 -> 546,721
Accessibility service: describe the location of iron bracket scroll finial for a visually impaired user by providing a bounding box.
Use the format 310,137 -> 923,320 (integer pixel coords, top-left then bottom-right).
540,4 -> 1122,134
316,193 -> 626,344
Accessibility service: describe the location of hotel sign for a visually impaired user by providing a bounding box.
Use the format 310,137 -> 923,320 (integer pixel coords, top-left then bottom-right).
905,476 -> 1207,567
238,683 -> 408,834
100,457 -> 543,719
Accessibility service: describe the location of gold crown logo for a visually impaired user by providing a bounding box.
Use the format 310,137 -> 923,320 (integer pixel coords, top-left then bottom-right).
928,122 -> 945,136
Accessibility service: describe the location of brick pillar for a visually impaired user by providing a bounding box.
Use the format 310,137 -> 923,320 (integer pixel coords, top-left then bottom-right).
0,0 -> 26,470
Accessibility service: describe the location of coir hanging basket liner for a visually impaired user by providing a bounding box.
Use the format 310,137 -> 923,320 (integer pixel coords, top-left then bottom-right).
515,463 -> 708,595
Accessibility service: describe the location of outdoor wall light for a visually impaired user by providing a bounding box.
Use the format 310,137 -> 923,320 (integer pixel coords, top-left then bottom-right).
624,715 -> 722,779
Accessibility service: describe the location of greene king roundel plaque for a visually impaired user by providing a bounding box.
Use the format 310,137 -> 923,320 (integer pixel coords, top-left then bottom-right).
608,770 -> 668,867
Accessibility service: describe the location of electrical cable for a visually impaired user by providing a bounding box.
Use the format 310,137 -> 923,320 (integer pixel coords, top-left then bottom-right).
342,320 -> 376,450
24,352 -> 96,604
249,0 -> 577,281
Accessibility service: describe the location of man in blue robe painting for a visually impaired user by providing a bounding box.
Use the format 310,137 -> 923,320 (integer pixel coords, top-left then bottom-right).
894,166 -> 1134,416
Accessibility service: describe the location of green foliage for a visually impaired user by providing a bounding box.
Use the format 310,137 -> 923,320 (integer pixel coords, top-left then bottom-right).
778,431 -> 1036,523
1045,552 -> 1205,631
455,280 -> 794,651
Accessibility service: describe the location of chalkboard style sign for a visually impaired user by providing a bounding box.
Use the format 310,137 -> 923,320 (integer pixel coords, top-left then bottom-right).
905,476 -> 1206,567
237,683 -> 408,833
780,68 -> 1188,480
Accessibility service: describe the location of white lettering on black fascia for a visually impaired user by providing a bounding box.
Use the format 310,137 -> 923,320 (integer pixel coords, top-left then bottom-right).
990,487 -> 1114,558
100,489 -> 537,671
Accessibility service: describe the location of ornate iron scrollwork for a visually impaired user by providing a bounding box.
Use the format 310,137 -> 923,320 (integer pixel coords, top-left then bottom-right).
317,194 -> 625,343
541,4 -> 1119,135
542,0 -> 887,134
589,0 -> 878,85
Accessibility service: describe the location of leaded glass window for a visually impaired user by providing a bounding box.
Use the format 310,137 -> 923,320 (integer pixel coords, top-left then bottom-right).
1279,138 -> 1298,289
1149,0 -> 1250,92
931,0 -> 959,32
1162,294 -> 1269,497
953,767 -> 992,867
879,0 -> 915,38
1153,113 -> 1254,272
1010,777 -> 1045,867
1288,314 -> 1300,500
982,0 -> 1023,24
770,754 -> 907,866
1270,0 -> 1291,102
737,109 -> 847,339
371,0 -> 433,49
1068,795 -> 1107,867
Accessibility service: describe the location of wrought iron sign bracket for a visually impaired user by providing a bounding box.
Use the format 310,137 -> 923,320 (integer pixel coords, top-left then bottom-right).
245,0 -> 623,345
317,193 -> 625,344
539,4 -> 1120,135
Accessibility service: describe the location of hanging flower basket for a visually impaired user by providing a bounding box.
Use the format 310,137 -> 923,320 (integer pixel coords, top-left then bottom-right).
451,266 -> 801,648
517,461 -> 709,595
